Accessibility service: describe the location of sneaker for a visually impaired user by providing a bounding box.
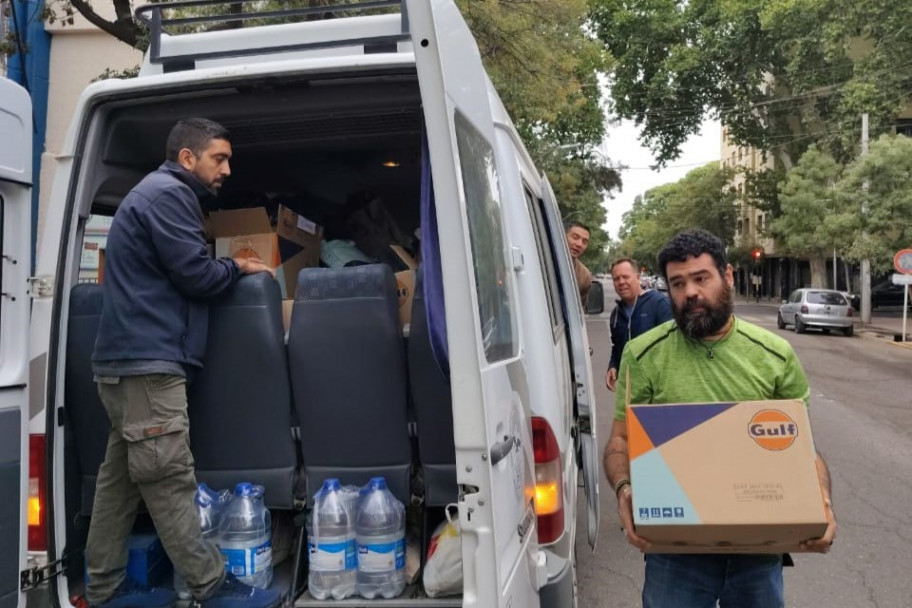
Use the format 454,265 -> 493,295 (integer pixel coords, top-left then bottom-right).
89,578 -> 176,608
199,574 -> 281,608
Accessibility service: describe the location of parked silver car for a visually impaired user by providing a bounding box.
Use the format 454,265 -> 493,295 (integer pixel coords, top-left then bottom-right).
778,288 -> 855,336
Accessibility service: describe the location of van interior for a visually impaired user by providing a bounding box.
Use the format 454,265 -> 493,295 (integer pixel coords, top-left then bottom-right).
61,71 -> 464,605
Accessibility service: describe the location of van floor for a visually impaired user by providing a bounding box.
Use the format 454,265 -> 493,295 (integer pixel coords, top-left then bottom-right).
294,589 -> 461,607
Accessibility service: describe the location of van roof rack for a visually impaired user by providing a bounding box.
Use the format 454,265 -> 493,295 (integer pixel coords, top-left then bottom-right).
134,0 -> 409,68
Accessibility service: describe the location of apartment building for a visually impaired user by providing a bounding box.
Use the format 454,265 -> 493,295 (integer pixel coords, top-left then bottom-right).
719,128 -> 805,301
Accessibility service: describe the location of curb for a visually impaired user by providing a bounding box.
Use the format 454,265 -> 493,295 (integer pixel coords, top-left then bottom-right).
857,327 -> 912,349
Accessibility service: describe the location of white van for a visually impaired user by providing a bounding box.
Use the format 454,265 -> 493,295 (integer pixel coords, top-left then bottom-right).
6,1 -> 602,607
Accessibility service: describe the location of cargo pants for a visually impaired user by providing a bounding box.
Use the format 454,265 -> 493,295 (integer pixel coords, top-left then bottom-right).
85,374 -> 225,604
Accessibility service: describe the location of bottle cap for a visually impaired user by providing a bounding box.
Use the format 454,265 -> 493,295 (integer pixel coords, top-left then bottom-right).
321,478 -> 341,492
368,476 -> 387,491
234,482 -> 254,496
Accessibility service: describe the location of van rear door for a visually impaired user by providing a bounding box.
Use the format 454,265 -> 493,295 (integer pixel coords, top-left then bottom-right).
541,176 -> 600,548
0,78 -> 34,608
409,1 -> 542,606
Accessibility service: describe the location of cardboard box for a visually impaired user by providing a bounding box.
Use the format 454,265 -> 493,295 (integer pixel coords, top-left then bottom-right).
207,206 -> 322,298
390,245 -> 418,328
627,399 -> 827,553
282,299 -> 294,333
97,248 -> 105,284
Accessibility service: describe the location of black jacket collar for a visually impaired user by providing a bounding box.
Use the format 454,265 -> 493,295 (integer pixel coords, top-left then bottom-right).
161,160 -> 215,200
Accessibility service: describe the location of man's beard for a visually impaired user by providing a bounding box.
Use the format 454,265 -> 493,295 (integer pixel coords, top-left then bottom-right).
672,281 -> 734,340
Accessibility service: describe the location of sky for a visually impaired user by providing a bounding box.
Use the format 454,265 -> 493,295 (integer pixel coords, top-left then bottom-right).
597,118 -> 722,240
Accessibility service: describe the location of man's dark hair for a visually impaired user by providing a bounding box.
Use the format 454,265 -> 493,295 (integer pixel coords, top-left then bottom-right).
565,220 -> 590,234
165,118 -> 230,162
657,229 -> 728,279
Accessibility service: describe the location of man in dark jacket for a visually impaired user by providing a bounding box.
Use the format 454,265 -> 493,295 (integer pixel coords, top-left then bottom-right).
86,118 -> 278,608
606,258 -> 672,391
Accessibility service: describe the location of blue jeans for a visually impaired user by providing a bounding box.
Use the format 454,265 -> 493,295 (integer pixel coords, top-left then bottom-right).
643,554 -> 784,608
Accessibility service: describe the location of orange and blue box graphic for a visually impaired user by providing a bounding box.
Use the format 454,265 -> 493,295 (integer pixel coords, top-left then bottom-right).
627,399 -> 828,553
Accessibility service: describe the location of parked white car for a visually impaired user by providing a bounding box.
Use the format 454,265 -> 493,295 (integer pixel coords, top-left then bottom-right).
778,288 -> 854,336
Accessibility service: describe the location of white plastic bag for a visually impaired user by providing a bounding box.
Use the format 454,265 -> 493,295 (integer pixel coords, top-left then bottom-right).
423,510 -> 462,598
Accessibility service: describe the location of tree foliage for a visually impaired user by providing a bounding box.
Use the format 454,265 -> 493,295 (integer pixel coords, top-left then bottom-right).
617,163 -> 737,271
589,0 -> 912,167
771,145 -> 845,287
834,134 -> 912,273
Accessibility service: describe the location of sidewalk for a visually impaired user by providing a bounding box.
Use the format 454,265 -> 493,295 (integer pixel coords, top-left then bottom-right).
735,296 -> 912,349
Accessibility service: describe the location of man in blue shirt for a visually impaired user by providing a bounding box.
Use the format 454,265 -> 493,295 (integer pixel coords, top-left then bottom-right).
605,258 -> 673,391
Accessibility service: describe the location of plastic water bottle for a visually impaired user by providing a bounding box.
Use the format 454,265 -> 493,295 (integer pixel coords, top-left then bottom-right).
219,483 -> 273,589
307,479 -> 357,600
175,483 -> 224,599
355,477 -> 406,599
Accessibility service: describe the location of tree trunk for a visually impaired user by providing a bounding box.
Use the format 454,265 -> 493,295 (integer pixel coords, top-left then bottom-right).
844,261 -> 852,293
808,254 -> 827,288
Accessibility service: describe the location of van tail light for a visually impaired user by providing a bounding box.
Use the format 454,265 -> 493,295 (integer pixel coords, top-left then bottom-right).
800,305 -> 808,314
28,434 -> 47,551
847,307 -> 853,317
531,417 -> 564,545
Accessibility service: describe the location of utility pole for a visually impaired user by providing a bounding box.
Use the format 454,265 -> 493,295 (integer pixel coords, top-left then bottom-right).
860,113 -> 871,325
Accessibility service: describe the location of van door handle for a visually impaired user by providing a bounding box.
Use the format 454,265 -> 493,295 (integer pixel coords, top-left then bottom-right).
490,435 -> 520,465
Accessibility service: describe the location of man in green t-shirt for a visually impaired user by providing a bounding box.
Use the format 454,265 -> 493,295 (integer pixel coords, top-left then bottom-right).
603,229 -> 836,608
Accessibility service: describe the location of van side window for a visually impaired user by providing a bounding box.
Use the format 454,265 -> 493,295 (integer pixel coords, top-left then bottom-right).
79,215 -> 113,284
523,188 -> 562,334
454,111 -> 516,362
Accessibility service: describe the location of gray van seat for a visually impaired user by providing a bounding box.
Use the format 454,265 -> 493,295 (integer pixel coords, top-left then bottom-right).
188,273 -> 297,509
288,265 -> 412,504
408,270 -> 456,506
65,283 -> 111,514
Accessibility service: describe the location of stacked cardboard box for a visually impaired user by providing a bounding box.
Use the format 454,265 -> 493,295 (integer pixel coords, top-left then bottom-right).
207,205 -> 322,299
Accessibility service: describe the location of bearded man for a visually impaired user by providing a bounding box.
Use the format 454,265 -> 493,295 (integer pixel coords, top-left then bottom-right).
602,229 -> 836,608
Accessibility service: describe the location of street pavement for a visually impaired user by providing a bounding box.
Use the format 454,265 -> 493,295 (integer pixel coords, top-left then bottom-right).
574,285 -> 912,607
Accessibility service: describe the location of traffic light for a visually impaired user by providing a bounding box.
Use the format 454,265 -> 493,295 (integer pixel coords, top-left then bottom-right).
752,248 -> 764,262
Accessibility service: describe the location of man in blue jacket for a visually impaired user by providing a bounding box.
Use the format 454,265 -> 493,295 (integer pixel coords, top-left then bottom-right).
86,118 -> 278,608
605,258 -> 673,391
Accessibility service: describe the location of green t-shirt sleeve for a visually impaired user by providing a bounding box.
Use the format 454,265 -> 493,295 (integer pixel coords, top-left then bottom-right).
613,344 -> 654,421
776,346 -> 811,407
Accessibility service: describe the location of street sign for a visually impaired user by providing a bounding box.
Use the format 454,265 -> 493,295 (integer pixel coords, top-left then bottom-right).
892,270 -> 912,343
894,249 -> 912,274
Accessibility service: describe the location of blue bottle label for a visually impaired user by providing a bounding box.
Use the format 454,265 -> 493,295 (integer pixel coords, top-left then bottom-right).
307,537 -> 356,572
220,540 -> 271,576
357,537 -> 406,573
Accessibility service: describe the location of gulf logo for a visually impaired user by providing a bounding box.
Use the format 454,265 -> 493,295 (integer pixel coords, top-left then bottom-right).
748,409 -> 798,451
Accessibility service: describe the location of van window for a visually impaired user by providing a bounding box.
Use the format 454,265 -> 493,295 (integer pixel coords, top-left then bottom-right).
807,291 -> 846,306
454,111 -> 516,362
523,188 -> 562,334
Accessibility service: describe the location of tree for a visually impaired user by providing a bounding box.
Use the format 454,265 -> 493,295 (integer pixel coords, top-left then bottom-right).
835,134 -> 912,274
617,163 -> 737,270
589,0 -> 912,167
771,145 -> 845,287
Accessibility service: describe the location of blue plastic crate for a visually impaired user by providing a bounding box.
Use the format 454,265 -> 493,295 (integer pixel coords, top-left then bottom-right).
85,534 -> 173,587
